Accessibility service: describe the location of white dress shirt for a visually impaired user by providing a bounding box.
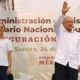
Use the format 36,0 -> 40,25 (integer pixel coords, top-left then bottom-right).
54,14 -> 80,69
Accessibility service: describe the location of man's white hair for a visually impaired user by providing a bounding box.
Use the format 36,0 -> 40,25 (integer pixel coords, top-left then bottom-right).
63,16 -> 73,23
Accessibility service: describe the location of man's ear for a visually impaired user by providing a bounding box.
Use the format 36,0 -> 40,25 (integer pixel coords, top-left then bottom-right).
62,22 -> 64,25
62,22 -> 65,27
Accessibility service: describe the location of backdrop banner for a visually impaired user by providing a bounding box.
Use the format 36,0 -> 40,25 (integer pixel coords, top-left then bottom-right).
0,11 -> 80,80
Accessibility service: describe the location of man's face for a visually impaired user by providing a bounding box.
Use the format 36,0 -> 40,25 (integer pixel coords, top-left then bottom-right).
63,17 -> 73,32
0,24 -> 5,34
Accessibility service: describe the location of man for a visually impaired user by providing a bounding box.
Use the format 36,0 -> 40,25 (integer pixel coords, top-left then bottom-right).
54,1 -> 80,80
0,23 -> 13,80
0,0 -> 14,10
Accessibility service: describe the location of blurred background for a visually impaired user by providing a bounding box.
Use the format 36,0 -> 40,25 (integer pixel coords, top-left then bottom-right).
14,0 -> 80,11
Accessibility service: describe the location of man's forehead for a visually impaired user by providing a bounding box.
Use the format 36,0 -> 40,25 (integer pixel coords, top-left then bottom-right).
65,17 -> 73,21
